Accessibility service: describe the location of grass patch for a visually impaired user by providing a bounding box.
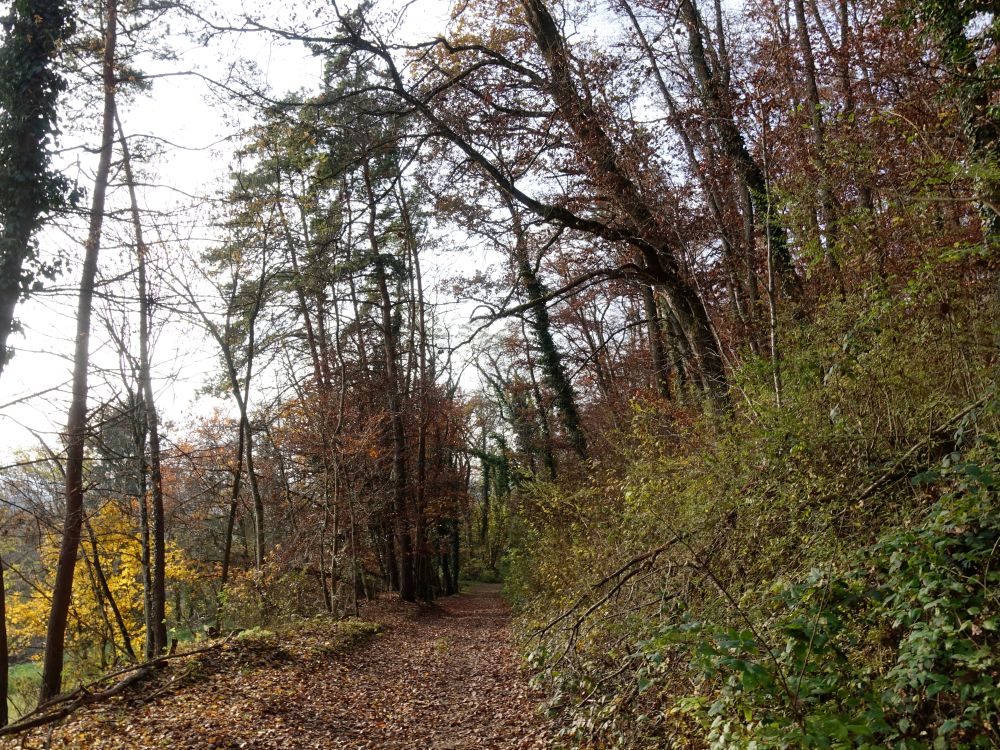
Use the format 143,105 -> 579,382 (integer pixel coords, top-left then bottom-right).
7,662 -> 41,722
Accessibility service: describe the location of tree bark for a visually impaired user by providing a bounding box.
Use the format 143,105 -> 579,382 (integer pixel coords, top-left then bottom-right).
39,0 -> 117,703
116,116 -> 168,655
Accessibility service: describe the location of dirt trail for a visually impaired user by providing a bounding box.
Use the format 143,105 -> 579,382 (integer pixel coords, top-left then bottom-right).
308,584 -> 551,750
6,585 -> 552,750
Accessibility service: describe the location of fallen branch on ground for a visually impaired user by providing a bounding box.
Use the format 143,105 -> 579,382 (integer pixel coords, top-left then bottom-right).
0,637 -> 233,737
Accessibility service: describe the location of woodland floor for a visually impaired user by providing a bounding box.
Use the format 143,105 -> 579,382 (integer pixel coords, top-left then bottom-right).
3,584 -> 552,750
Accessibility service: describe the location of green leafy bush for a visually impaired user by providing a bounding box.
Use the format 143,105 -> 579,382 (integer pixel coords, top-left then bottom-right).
647,456 -> 1000,749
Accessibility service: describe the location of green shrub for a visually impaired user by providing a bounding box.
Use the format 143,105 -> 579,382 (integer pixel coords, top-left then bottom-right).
652,454 -> 1000,748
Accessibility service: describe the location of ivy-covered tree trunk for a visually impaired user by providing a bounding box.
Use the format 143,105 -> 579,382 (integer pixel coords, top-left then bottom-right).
518,0 -> 730,408
38,0 -> 116,704
507,200 -> 588,459
676,0 -> 800,300
923,2 -> 1000,244
0,0 -> 74,380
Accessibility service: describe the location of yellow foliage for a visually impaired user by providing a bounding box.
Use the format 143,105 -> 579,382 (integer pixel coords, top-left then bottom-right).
5,500 -> 199,660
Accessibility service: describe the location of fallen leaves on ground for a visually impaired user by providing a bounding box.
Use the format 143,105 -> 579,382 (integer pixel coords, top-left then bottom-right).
3,584 -> 552,750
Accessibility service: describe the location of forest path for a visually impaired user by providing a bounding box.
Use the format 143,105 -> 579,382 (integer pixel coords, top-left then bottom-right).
302,583 -> 552,750
9,584 -> 552,750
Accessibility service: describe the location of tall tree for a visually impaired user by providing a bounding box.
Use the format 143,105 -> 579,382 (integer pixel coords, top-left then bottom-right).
38,0 -> 116,703
906,0 -> 999,245
117,117 -> 168,654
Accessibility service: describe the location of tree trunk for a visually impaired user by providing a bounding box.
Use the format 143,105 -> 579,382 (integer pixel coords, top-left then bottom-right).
397,170 -> 433,601
1,551 -> 8,728
507,200 -> 588,457
519,0 -> 729,408
84,522 -> 137,661
39,0 -> 117,703
449,521 -> 461,592
130,393 -> 154,659
676,0 -> 800,300
244,423 -> 265,569
792,0 -> 840,271
218,421 -> 244,620
117,116 -> 168,655
641,284 -> 671,399
182,273 -> 267,570
479,455 -> 490,545
0,0 -> 73,383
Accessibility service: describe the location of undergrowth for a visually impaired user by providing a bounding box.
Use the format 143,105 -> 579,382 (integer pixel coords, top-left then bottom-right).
506,280 -> 1000,749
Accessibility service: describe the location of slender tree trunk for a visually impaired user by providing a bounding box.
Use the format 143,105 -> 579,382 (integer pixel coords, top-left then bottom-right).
479,456 -> 490,545
1,551 -> 8,728
130,395 -> 153,659
641,284 -> 671,399
217,421 -> 243,623
792,0 -> 840,271
182,276 -> 266,570
617,0 -> 757,351
383,520 -> 400,592
39,0 -> 117,703
117,116 -> 168,655
396,170 -> 433,601
244,421 -> 265,569
84,522 -> 136,661
343,463 -> 360,617
449,521 -> 460,592
675,0 -> 800,300
81,551 -> 116,665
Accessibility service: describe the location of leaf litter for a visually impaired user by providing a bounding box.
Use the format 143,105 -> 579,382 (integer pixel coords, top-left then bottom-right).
2,584 -> 552,750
